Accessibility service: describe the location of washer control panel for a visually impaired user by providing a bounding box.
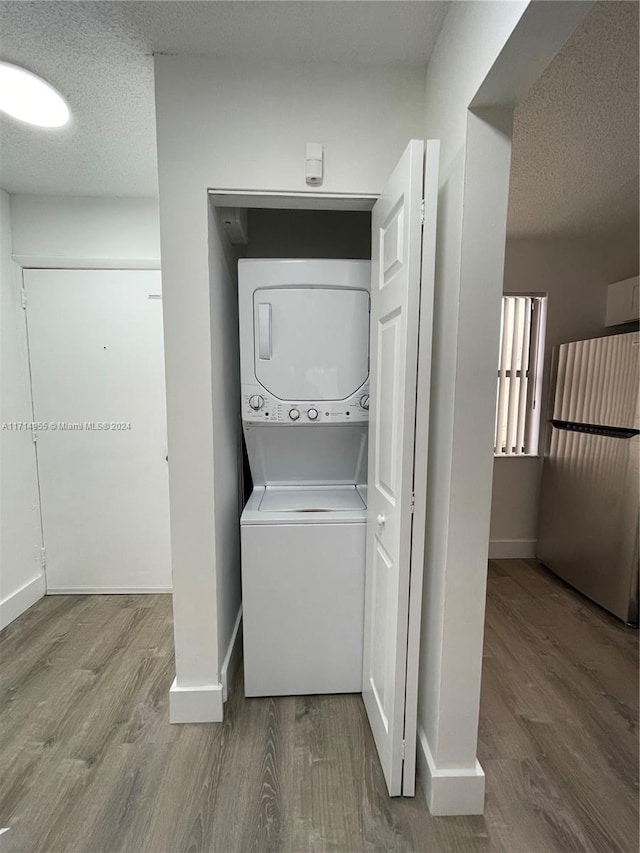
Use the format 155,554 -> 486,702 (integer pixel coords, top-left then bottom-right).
242,385 -> 369,424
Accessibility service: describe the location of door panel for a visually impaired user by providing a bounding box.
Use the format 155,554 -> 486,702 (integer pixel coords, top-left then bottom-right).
371,539 -> 392,724
24,269 -> 171,592
253,286 -> 370,400
376,313 -> 401,499
362,139 -> 425,796
381,202 -> 404,283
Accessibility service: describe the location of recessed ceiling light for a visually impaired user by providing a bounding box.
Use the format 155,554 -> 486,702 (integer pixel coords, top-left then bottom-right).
0,61 -> 70,128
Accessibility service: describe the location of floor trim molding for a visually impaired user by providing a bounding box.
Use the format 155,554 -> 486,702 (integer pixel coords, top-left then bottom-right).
47,586 -> 173,594
416,725 -> 485,815
169,678 -> 224,723
221,606 -> 243,703
488,538 -> 536,559
0,574 -> 46,630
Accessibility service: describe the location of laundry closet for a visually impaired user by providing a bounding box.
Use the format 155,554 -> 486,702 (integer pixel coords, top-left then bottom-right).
205,138 -> 439,797
231,210 -> 372,699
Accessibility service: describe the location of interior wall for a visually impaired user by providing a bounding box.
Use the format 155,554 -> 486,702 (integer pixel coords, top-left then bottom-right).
10,195 -> 160,261
417,2 -> 528,814
208,204 -> 243,692
489,230 -> 640,555
154,56 -> 425,720
1,193 -> 162,629
416,0 -> 595,816
598,220 -> 640,286
0,190 -> 44,629
246,209 -> 371,259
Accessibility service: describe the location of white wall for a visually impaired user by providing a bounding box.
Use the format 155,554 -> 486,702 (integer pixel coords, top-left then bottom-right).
208,203 -> 243,697
10,195 -> 160,262
417,0 -> 594,816
1,194 -> 162,628
154,57 -> 426,721
417,2 -> 527,815
0,190 -> 44,628
490,231 -> 640,555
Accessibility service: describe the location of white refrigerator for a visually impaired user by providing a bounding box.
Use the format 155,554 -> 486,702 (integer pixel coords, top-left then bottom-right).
537,331 -> 639,625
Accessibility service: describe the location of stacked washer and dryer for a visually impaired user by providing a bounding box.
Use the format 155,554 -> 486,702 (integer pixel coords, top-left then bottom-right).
238,258 -> 371,697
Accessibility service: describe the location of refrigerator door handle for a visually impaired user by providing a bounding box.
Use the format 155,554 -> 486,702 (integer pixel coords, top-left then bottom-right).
551,419 -> 640,439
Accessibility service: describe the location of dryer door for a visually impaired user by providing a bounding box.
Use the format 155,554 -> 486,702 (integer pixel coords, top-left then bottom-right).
253,286 -> 369,401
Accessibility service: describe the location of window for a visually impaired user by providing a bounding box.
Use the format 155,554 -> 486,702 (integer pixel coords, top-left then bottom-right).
494,294 -> 546,456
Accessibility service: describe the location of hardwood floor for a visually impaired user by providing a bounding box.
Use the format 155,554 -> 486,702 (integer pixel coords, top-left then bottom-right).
0,559 -> 637,852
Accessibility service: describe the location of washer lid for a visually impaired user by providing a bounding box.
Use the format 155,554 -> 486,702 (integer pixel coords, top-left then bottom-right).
259,485 -> 366,512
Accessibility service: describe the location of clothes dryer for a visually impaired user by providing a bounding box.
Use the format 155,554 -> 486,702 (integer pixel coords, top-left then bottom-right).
239,259 -> 371,697
239,258 -> 371,426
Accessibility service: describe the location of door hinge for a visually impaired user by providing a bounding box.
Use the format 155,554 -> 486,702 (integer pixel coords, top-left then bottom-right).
40,547 -> 47,570
420,199 -> 425,224
410,492 -> 415,514
401,739 -> 406,760
21,288 -> 27,309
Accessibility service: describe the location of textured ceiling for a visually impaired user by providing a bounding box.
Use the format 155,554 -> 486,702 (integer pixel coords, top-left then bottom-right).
0,1 -> 448,197
0,1 -> 637,242
508,0 -> 639,239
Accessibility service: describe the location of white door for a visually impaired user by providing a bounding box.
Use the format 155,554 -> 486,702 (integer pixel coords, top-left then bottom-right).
24,269 -> 172,593
362,139 -> 439,795
253,287 -> 370,401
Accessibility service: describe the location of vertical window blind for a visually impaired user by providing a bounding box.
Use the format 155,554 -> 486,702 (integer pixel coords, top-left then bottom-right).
494,295 -> 545,456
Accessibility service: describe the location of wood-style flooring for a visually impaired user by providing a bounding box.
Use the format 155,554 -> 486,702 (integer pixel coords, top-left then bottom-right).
0,558 -> 637,852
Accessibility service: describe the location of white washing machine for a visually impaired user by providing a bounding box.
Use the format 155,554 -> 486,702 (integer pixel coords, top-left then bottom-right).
239,258 -> 371,697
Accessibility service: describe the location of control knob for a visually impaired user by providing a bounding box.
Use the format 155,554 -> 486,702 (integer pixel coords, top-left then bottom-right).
360,394 -> 370,410
249,394 -> 265,411
289,408 -> 300,421
307,408 -> 318,421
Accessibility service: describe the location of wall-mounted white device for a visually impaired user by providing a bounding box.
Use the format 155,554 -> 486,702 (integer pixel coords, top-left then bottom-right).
305,142 -> 323,186
605,275 -> 639,326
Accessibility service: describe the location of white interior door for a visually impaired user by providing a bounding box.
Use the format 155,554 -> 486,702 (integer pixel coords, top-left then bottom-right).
362,139 -> 439,796
24,269 -> 171,593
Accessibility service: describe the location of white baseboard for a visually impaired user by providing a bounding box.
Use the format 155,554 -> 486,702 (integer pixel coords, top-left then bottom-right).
169,677 -> 224,723
169,607 -> 242,723
221,606 -> 243,703
0,574 -> 46,630
488,539 -> 536,559
46,586 -> 173,594
416,725 -> 485,815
